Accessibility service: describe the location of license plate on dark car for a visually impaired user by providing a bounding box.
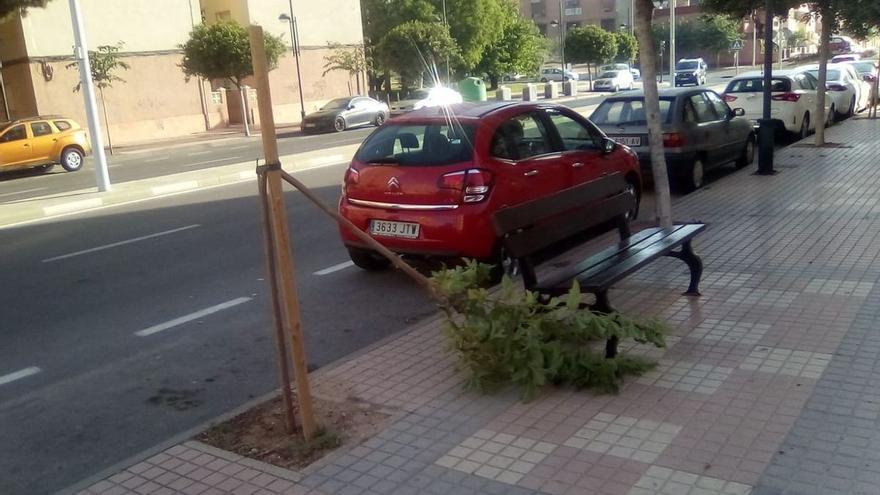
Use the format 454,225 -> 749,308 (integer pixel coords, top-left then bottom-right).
612,136 -> 642,146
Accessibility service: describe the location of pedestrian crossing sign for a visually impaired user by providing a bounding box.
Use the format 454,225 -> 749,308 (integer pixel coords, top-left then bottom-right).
730,39 -> 744,51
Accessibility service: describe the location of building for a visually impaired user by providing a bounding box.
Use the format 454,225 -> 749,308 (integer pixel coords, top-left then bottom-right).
519,0 -> 622,36
0,0 -> 365,145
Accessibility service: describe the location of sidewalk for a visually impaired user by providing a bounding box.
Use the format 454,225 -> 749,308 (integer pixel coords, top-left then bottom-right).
67,116 -> 880,495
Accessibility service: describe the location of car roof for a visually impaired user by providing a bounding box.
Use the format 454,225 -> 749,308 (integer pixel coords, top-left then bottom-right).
389,101 -> 559,123
6,115 -> 70,124
731,70 -> 800,79
609,87 -> 708,99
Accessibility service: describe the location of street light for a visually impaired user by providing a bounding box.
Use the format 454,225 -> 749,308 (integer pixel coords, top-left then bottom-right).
279,6 -> 306,121
550,17 -> 565,77
757,0 -> 776,174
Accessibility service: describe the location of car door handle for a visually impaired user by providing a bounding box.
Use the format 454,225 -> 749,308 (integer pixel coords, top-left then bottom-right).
523,169 -> 539,177
571,162 -> 585,168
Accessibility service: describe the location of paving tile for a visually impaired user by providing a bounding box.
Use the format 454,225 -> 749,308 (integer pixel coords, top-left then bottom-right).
436,429 -> 557,485
636,359 -> 734,395
563,413 -> 682,463
803,279 -> 874,297
739,347 -> 832,379
627,466 -> 752,495
687,319 -> 771,346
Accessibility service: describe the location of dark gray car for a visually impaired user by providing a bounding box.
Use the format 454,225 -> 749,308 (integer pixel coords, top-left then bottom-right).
301,96 -> 389,134
589,87 -> 755,191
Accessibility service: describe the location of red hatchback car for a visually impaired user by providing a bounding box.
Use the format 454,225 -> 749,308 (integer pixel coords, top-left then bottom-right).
338,101 -> 642,270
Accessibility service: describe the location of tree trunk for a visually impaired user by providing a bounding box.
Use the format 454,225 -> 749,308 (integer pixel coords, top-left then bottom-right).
635,0 -> 673,228
814,7 -> 833,146
99,87 -> 113,155
488,74 -> 499,90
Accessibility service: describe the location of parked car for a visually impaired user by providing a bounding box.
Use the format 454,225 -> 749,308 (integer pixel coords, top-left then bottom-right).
831,53 -> 860,64
337,101 -> 641,270
301,96 -> 388,134
593,70 -> 634,92
389,87 -> 463,117
600,63 -> 641,80
0,116 -> 90,173
540,67 -> 579,82
830,36 -> 855,55
802,63 -> 869,118
590,88 -> 754,192
721,69 -> 832,139
674,58 -> 708,87
846,59 -> 879,83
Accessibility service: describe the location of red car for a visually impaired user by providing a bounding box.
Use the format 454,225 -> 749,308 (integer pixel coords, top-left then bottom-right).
338,101 -> 642,270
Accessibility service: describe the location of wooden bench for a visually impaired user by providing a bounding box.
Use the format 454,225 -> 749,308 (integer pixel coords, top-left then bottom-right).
492,173 -> 706,358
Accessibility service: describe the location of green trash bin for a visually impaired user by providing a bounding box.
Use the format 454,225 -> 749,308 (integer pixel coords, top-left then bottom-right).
458,77 -> 487,102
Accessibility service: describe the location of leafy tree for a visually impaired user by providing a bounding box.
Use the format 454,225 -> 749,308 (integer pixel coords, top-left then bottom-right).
839,0 -> 880,39
697,15 -> 742,65
66,42 -> 129,154
787,28 -> 811,48
565,25 -> 617,88
476,4 -> 546,88
701,0 -> 800,18
179,21 -> 285,89
361,0 -> 436,91
441,0 -> 506,71
376,21 -> 459,89
323,43 -> 369,94
614,31 -> 639,63
0,0 -> 49,19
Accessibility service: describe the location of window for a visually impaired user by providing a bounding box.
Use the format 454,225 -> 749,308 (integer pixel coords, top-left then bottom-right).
545,110 -> 601,151
794,73 -> 816,90
1,124 -> 26,142
591,98 -> 674,125
725,78 -> 792,93
704,92 -> 731,119
490,113 -> 552,160
31,122 -> 53,137
689,93 -> 718,122
355,123 -> 475,166
54,120 -> 72,131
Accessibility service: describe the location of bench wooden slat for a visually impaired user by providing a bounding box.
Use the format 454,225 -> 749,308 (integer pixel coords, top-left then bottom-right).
503,191 -> 635,259
492,173 -> 627,235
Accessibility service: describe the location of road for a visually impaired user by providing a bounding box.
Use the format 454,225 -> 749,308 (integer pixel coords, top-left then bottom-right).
0,78 -> 744,494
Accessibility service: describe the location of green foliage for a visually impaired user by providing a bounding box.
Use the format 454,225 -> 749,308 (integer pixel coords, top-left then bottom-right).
323,42 -> 368,78
565,25 -> 618,67
839,0 -> 880,39
179,21 -> 285,88
65,42 -> 130,92
0,0 -> 48,19
700,0 -> 800,18
614,31 -> 639,63
476,3 -> 547,87
433,262 -> 667,401
376,21 -> 460,82
652,15 -> 741,58
442,0 -> 506,70
787,29 -> 811,48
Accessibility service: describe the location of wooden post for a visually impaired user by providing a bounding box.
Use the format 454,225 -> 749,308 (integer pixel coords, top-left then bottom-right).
249,25 -> 317,441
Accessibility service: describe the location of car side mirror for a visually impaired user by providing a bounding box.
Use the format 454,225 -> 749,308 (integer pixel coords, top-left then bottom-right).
602,137 -> 617,154
733,108 -> 745,117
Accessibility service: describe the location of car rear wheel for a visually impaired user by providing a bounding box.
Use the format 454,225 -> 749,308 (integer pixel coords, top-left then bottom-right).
797,113 -> 810,140
847,96 -> 856,117
374,112 -> 385,126
61,147 -> 84,172
681,158 -> 705,192
334,117 -> 346,133
624,180 -> 641,220
348,248 -> 391,271
488,245 -> 519,284
826,105 -> 835,126
540,77 -> 548,83
736,136 -> 755,169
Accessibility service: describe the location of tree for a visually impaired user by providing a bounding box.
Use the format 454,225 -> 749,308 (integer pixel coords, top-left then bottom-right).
697,15 -> 742,65
66,42 -> 129,154
838,0 -> 880,117
361,0 -> 436,91
323,43 -> 368,95
476,4 -> 546,88
441,0 -> 506,71
634,0 -> 673,227
180,21 -> 285,89
614,31 -> 639,63
376,21 -> 459,90
565,25 -> 617,89
0,0 -> 48,19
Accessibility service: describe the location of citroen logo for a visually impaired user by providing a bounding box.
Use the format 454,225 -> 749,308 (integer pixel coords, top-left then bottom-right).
387,177 -> 400,191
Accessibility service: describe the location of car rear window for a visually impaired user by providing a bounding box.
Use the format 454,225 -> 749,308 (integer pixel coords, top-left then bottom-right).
590,98 -> 674,125
54,120 -> 72,131
852,61 -> 876,74
725,78 -> 792,93
806,69 -> 841,80
355,123 -> 476,166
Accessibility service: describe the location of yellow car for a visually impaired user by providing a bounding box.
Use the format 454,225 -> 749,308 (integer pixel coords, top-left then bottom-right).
0,116 -> 91,173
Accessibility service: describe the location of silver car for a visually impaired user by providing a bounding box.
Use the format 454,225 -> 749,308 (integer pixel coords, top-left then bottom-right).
301,96 -> 389,134
590,87 -> 755,191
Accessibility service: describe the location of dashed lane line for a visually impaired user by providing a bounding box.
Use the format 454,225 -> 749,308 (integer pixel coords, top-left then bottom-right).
42,224 -> 201,262
134,297 -> 253,337
0,367 -> 41,386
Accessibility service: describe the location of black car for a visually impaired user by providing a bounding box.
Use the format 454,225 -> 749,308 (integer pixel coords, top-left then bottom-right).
674,58 -> 708,87
301,96 -> 389,134
590,87 -> 755,192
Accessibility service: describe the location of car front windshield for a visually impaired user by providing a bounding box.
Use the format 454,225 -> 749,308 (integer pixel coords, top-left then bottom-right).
599,71 -> 619,79
676,61 -> 698,70
590,98 -> 674,125
807,69 -> 841,81
355,122 -> 477,166
323,98 -> 351,110
0,122 -> 10,134
411,89 -> 431,100
852,61 -> 876,74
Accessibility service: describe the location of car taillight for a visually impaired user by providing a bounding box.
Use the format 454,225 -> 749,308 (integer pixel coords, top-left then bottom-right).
439,169 -> 494,203
342,167 -> 359,193
771,92 -> 801,102
662,132 -> 686,148
827,83 -> 847,92
722,93 -> 737,102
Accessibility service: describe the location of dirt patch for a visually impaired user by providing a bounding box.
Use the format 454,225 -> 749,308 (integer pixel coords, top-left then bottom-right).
197,394 -> 391,470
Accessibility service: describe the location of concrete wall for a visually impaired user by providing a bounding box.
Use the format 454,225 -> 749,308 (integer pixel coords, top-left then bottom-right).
246,0 -> 364,47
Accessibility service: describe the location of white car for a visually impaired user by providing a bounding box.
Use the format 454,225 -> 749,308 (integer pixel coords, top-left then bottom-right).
540,67 -> 579,82
721,69 -> 832,139
831,53 -> 861,64
600,63 -> 641,80
389,87 -> 463,116
802,63 -> 870,119
593,70 -> 634,92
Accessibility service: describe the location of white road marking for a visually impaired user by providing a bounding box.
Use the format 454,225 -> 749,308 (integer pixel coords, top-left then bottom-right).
151,180 -> 199,195
182,156 -> 242,168
306,154 -> 345,168
188,150 -> 212,156
0,367 -> 41,386
314,261 -> 354,275
228,145 -> 249,150
143,157 -> 167,163
134,297 -> 252,337
43,224 -> 201,262
42,198 -> 103,216
0,187 -> 47,199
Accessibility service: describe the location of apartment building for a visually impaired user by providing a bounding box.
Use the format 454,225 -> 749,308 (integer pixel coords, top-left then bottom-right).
519,0 -> 622,35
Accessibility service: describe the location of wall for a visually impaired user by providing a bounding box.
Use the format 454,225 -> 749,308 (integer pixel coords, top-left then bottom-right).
246,0 -> 364,48
200,0 -> 248,24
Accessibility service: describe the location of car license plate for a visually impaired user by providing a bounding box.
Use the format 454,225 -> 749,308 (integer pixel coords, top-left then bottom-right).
304,123 -> 316,128
370,220 -> 420,239
613,136 -> 641,146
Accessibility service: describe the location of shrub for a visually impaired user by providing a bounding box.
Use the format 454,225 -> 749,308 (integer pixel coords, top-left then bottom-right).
433,261 -> 668,400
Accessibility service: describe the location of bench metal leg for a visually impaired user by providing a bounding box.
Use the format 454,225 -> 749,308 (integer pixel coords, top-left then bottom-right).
590,290 -> 619,359
667,240 -> 703,296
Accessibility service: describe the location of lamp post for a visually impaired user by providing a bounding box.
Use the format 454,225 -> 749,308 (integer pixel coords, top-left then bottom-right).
550,0 -> 566,76
280,6 -> 306,121
757,0 -> 776,174
669,0 -> 675,82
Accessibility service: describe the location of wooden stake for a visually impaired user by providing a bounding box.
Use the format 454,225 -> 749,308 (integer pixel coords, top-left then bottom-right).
249,25 -> 317,441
